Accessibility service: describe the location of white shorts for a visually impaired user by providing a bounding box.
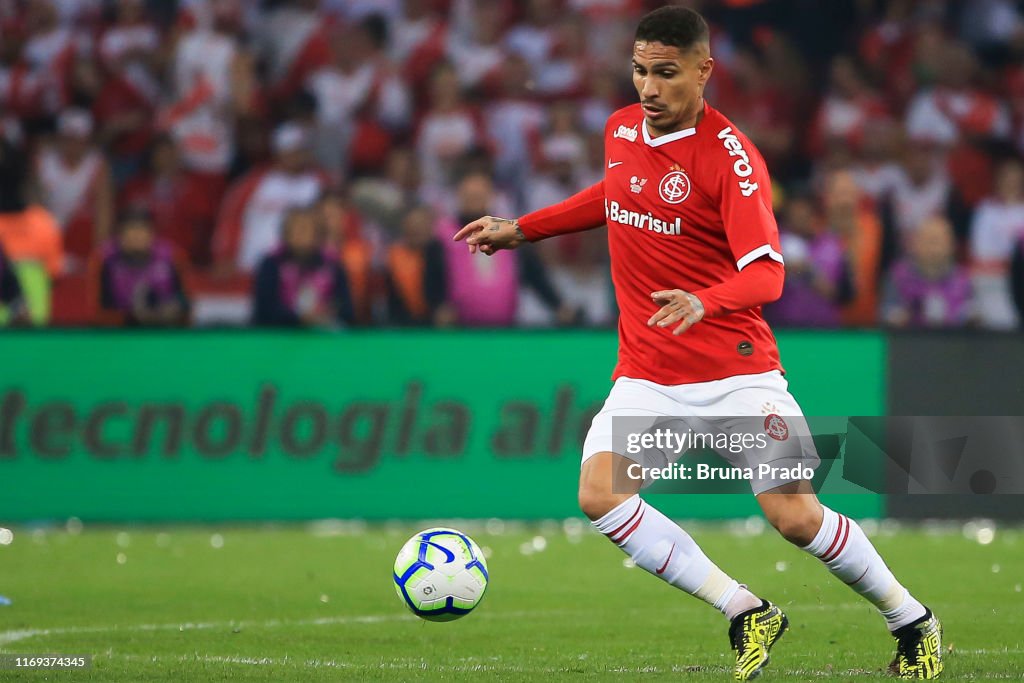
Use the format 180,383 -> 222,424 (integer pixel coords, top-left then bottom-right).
581,371 -> 819,494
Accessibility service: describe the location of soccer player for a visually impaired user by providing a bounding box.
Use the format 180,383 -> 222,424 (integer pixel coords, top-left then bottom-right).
454,7 -> 943,681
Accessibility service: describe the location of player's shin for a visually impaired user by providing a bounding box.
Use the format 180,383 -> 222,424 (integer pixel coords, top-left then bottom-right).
803,506 -> 926,630
592,494 -> 760,619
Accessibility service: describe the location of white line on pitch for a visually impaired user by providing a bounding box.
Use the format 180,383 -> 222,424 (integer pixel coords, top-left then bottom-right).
0,608 -> 563,647
0,602 -> 937,649
0,614 -> 413,646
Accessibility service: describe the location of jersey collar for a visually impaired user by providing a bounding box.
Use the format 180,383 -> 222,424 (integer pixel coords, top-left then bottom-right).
641,100 -> 705,147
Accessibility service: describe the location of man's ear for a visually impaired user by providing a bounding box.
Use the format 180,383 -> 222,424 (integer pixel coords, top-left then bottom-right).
698,56 -> 714,85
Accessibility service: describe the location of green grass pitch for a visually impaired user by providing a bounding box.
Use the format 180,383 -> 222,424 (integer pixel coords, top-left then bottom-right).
0,519 -> 1021,681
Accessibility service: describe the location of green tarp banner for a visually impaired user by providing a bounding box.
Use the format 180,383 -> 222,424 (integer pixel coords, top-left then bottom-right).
0,331 -> 884,521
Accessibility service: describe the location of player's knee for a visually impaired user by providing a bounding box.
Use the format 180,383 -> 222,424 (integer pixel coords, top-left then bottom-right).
765,504 -> 821,546
579,451 -> 638,521
577,481 -> 620,521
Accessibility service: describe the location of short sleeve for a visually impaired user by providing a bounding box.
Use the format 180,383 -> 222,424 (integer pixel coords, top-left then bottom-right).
714,130 -> 784,271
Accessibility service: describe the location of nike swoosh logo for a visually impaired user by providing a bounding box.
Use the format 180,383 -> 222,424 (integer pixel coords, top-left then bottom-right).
608,160 -> 623,168
656,543 -> 675,574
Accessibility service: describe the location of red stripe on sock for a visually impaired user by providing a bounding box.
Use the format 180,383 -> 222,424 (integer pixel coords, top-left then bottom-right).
605,500 -> 643,541
818,514 -> 846,561
823,515 -> 851,563
844,567 -> 869,586
612,510 -> 645,545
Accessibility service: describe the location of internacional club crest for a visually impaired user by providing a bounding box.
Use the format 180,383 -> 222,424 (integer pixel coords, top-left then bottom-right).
764,414 -> 789,441
658,169 -> 691,204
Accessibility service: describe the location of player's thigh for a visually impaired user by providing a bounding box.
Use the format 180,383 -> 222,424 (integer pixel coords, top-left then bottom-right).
579,378 -> 684,516
689,371 -> 820,495
580,377 -> 685,467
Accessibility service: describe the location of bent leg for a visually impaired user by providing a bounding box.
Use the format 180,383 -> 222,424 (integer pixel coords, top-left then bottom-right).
755,479 -> 823,545
581,451 -> 761,619
578,450 -> 639,521
757,481 -> 926,631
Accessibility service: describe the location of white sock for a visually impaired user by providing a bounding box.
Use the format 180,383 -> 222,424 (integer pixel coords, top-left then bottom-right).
803,506 -> 926,630
593,495 -> 761,619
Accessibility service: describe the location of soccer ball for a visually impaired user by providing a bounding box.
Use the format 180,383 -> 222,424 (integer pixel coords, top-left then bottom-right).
393,527 -> 489,621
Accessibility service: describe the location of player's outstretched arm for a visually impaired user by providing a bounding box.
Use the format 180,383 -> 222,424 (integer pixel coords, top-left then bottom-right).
454,181 -> 606,256
453,216 -> 527,255
517,181 -> 606,242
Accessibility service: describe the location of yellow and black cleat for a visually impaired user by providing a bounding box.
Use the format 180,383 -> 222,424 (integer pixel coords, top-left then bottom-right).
889,608 -> 944,679
728,600 -> 788,681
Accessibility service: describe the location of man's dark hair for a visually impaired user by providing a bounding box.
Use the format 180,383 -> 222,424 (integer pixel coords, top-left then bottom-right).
635,6 -> 709,52
360,13 -> 389,51
115,206 -> 155,233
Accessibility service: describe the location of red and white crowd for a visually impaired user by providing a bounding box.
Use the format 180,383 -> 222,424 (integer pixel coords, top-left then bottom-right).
0,0 -> 1023,330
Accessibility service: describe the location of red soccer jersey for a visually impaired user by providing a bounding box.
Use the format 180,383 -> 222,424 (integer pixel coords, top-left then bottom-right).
524,101 -> 785,385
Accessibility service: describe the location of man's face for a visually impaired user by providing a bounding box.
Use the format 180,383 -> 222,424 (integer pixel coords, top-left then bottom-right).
118,222 -> 154,261
632,40 -> 712,133
386,150 -> 421,191
319,195 -> 344,239
59,134 -> 89,160
152,140 -> 180,175
285,213 -> 321,256
996,161 -> 1024,201
903,145 -> 935,184
457,175 -> 493,217
911,217 -> 953,271
401,208 -> 434,248
824,170 -> 860,223
277,148 -> 308,174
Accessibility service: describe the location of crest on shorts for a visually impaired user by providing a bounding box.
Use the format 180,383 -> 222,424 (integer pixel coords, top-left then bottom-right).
764,414 -> 789,441
658,170 -> 691,204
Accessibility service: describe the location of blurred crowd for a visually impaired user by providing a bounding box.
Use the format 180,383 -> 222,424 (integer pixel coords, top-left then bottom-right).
2,0 -> 1024,330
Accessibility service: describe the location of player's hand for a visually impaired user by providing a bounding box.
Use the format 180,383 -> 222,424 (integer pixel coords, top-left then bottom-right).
452,216 -> 527,255
648,289 -> 705,335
